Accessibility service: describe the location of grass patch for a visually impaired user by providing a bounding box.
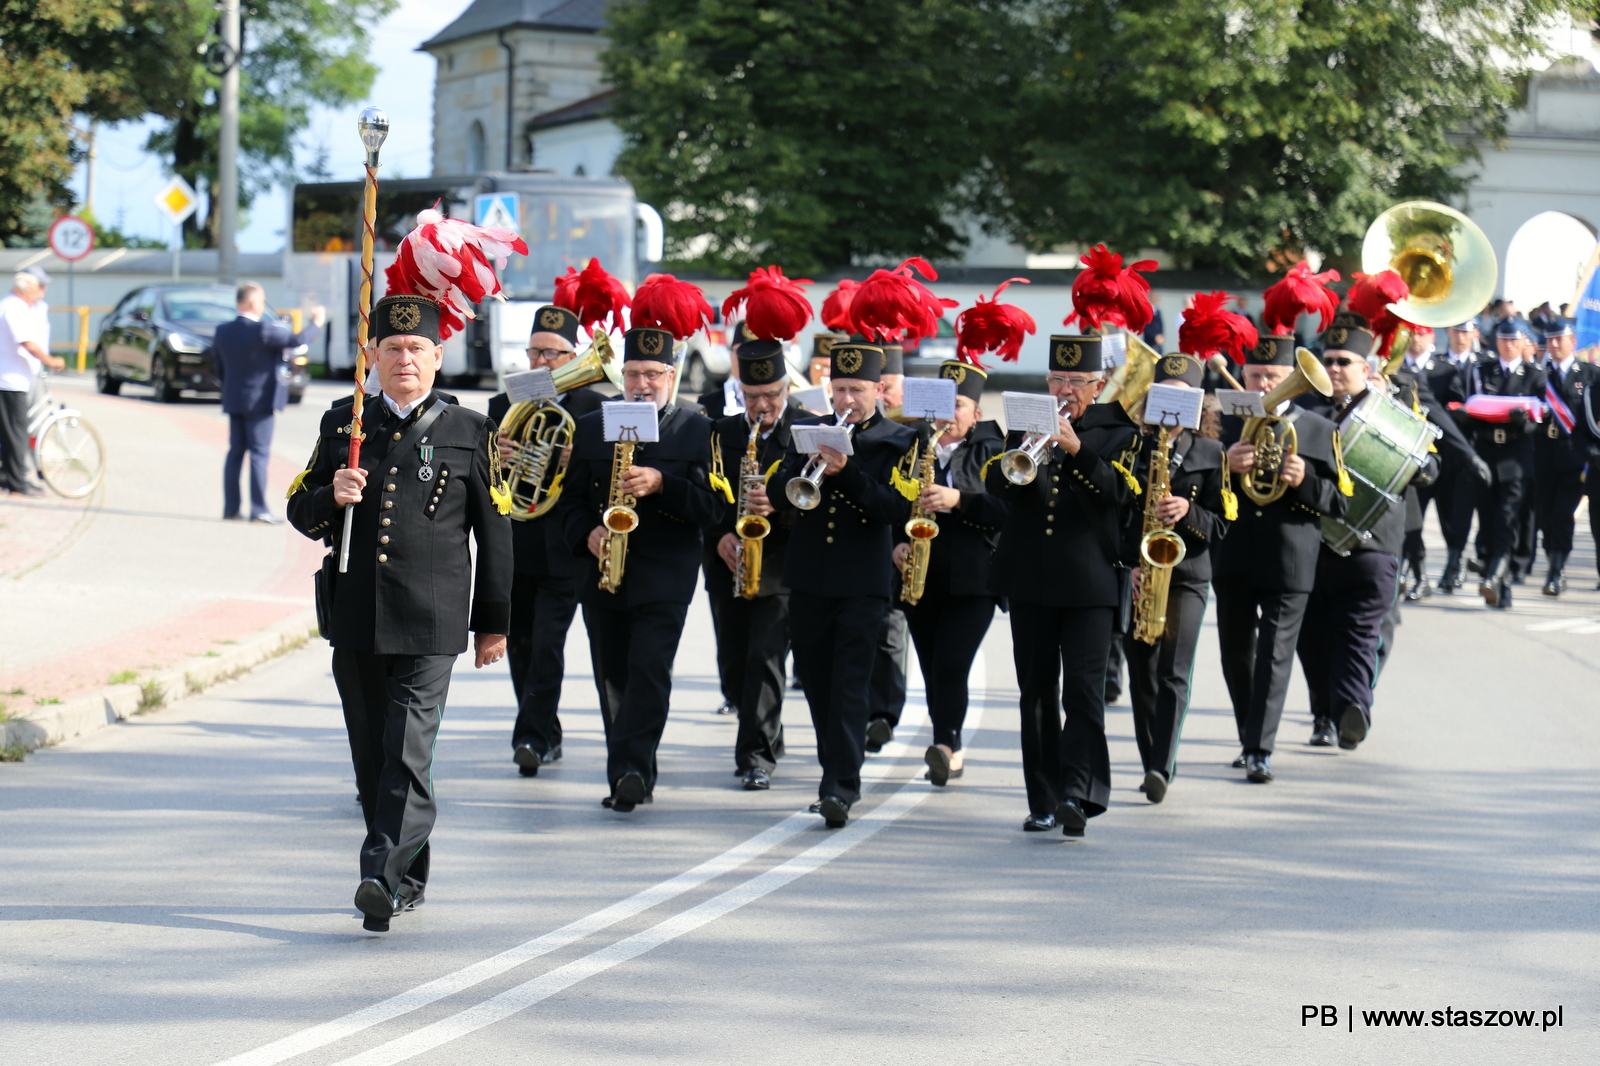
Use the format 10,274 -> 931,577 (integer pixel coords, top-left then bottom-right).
33,696 -> 61,706
137,680 -> 165,714
213,639 -> 238,645
204,651 -> 220,658
3,687 -> 23,696
108,669 -> 139,685
0,743 -> 26,762
0,701 -> 24,723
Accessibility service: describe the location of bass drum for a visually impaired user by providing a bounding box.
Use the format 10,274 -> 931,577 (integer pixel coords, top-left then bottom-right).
1321,390 -> 1441,555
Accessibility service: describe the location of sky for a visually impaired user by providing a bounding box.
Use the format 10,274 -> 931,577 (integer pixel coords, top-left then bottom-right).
75,0 -> 449,253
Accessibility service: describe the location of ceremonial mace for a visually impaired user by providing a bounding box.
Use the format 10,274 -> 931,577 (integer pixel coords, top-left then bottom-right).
339,106 -> 389,573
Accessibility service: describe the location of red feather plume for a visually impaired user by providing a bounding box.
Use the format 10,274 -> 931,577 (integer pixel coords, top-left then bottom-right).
820,279 -> 857,332
1063,245 -> 1156,334
553,258 -> 630,334
630,273 -> 713,341
1347,270 -> 1414,358
955,278 -> 1036,369
722,265 -> 814,341
1179,292 -> 1259,364
384,206 -> 529,340
846,257 -> 958,343
1261,261 -> 1342,336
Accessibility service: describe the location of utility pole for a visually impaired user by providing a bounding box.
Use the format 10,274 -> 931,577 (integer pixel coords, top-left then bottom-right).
216,0 -> 241,284
84,120 -> 97,216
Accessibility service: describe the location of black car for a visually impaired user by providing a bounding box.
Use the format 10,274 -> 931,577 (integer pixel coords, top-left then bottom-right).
94,284 -> 310,403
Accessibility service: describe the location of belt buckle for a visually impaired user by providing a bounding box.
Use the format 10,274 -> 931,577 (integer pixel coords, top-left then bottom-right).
1492,427 -> 1507,445
1549,422 -> 1560,439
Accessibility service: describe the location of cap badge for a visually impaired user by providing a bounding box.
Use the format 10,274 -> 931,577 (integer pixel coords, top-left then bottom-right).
1054,341 -> 1082,369
389,302 -> 422,332
640,331 -> 665,357
1162,356 -> 1189,377
836,348 -> 863,375
941,364 -> 967,385
538,308 -> 565,330
1326,327 -> 1348,347
746,358 -> 774,383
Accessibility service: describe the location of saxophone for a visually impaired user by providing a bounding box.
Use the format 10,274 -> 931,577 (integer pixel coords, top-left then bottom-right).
597,431 -> 640,593
900,437 -> 941,606
1131,429 -> 1188,644
733,417 -> 771,600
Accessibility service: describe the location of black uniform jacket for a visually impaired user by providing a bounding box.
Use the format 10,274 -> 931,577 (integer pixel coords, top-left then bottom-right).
561,403 -> 725,607
769,410 -> 918,600
1305,394 -> 1439,557
288,390 -> 513,654
1388,361 -> 1476,468
897,420 -> 1008,597
1214,407 -> 1348,593
1121,427 -> 1228,584
487,383 -> 608,578
985,403 -> 1138,608
1536,358 -> 1599,466
1462,355 -> 1547,481
703,408 -> 798,599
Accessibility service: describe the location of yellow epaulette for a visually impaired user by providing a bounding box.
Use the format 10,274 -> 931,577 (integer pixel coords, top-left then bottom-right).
284,438 -> 319,499
890,443 -> 921,501
1332,429 -> 1354,496
487,432 -> 513,514
708,431 -> 735,503
1220,466 -> 1239,521
981,453 -> 1001,481
1111,460 -> 1142,495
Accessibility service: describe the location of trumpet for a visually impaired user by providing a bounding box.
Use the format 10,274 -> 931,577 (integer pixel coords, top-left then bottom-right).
597,431 -> 640,593
999,398 -> 1071,486
499,399 -> 575,520
733,417 -> 771,600
900,431 -> 944,606
1131,428 -> 1187,643
786,408 -> 855,510
1234,347 -> 1332,506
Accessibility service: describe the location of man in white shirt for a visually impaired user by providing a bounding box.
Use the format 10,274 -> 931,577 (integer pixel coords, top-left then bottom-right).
0,272 -> 65,496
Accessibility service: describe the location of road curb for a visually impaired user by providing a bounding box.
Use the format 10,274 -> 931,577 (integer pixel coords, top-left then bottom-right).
2,609 -> 321,755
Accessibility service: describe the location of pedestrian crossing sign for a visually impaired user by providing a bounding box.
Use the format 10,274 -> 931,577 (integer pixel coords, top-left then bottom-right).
475,193 -> 521,234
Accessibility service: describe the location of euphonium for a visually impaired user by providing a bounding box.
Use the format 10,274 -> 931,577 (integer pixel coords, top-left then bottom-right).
999,398 -> 1071,486
1131,429 -> 1188,644
597,432 -> 640,593
1236,347 -> 1333,506
500,398 -> 575,520
786,408 -> 856,510
733,417 -> 771,600
900,434 -> 942,606
551,329 -> 623,392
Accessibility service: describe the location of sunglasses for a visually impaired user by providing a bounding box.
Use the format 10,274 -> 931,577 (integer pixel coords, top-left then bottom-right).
1322,356 -> 1360,368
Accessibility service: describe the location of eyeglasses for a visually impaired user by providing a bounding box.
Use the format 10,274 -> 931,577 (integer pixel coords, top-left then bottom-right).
1046,375 -> 1101,390
1322,357 -> 1359,368
528,346 -> 576,361
622,368 -> 671,383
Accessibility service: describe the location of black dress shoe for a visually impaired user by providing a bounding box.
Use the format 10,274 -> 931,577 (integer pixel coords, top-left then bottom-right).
1022,812 -> 1057,832
611,772 -> 647,813
808,800 -> 823,814
1245,753 -> 1273,783
355,878 -> 395,932
395,888 -> 425,912
716,700 -> 736,715
12,482 -> 45,497
513,743 -> 543,776
741,767 -> 771,790
222,513 -> 246,521
1466,556 -> 1486,575
1104,682 -> 1121,705
1142,769 -> 1168,804
1336,703 -> 1369,750
601,792 -> 652,809
864,718 -> 893,753
1309,717 -> 1337,747
250,513 -> 284,525
1231,751 -> 1248,769
818,795 -> 850,828
1054,798 -> 1087,836
924,745 -> 952,787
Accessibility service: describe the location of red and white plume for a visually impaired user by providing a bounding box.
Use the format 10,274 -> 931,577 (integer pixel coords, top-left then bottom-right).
1347,270 -> 1414,358
1179,291 -> 1259,364
820,279 -> 858,332
552,259 -> 631,334
384,206 -> 529,339
1063,245 -> 1156,335
630,273 -> 714,341
1261,261 -> 1341,336
955,278 -> 1036,368
722,265 -> 814,341
847,257 -> 957,343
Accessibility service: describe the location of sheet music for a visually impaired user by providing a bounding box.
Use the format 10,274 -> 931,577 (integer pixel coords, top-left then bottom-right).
791,424 -> 855,456
1142,383 -> 1204,430
901,377 -> 957,421
722,377 -> 745,416
790,385 -> 829,414
1003,391 -> 1062,436
1215,389 -> 1267,419
504,368 -> 558,403
1101,331 -> 1128,368
602,401 -> 661,442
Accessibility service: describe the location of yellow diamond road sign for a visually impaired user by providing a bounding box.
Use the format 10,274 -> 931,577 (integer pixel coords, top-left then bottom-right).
154,176 -> 199,226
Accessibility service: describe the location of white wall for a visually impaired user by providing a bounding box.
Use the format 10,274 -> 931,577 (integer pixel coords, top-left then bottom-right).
530,119 -> 624,178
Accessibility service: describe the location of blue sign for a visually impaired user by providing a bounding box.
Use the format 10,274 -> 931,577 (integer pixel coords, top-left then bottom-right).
1577,264 -> 1600,352
474,192 -> 520,234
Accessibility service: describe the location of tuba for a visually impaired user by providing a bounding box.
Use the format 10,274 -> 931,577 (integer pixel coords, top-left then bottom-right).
1231,347 -> 1332,506
499,399 -> 575,520
1131,428 -> 1187,643
733,418 -> 771,600
786,409 -> 856,509
597,430 -> 640,593
900,435 -> 943,606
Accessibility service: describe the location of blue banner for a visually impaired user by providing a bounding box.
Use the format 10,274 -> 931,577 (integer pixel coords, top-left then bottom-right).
1576,263 -> 1600,351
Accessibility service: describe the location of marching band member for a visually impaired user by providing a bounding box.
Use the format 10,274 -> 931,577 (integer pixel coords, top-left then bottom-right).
1532,318 -> 1596,596
1433,321 -> 1482,592
867,340 -> 913,752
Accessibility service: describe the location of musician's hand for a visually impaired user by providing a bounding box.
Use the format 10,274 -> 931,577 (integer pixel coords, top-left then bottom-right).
1049,415 -> 1080,456
818,446 -> 848,476
1226,442 -> 1256,474
560,444 -> 573,467
744,480 -> 774,516
1471,454 -> 1494,486
1279,453 -> 1307,487
621,465 -> 664,497
1155,494 -> 1189,524
1131,566 -> 1144,596
892,542 -> 911,573
920,484 -> 961,512
496,432 -> 515,466
474,633 -> 507,669
587,525 -> 607,559
333,467 -> 367,505
718,533 -> 741,572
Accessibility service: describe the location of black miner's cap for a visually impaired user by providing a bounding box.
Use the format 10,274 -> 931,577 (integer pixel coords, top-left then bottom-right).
1153,354 -> 1203,388
1319,313 -> 1373,358
531,305 -> 580,345
938,359 -> 986,402
1249,334 -> 1299,366
830,342 -> 883,382
372,294 -> 441,345
1048,335 -> 1104,373
738,340 -> 784,386
623,327 -> 676,364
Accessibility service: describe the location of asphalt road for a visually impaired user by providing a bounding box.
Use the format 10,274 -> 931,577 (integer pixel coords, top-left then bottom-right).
5,524 -> 1597,1066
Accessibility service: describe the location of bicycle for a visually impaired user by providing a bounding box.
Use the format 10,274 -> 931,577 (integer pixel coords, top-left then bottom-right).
26,373 -> 105,498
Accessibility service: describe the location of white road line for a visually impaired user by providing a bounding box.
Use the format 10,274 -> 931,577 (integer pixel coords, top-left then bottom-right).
213,711 -> 930,1066
1524,617 -> 1593,632
1566,623 -> 1600,635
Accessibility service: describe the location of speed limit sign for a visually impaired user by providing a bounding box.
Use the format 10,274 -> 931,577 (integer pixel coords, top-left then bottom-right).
48,215 -> 95,262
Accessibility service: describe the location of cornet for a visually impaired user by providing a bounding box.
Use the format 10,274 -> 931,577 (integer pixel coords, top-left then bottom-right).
999,398 -> 1072,486
786,408 -> 856,510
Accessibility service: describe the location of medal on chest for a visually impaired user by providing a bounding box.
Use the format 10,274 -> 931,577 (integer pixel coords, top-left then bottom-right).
417,442 -> 435,483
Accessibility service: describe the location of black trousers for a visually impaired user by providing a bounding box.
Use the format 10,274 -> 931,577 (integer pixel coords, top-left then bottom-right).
905,593 -> 996,751
869,603 -> 910,727
1402,482 -> 1435,565
1535,447 -> 1587,556
1477,473 -> 1528,564
1297,551 -> 1399,727
331,650 -> 454,898
790,591 -> 888,804
507,570 -> 579,757
582,599 -> 689,794
709,590 -> 791,772
0,387 -> 33,491
1122,579 -> 1208,779
1212,577 -> 1310,756
1437,463 -> 1476,554
224,411 -> 275,518
1008,601 -> 1114,818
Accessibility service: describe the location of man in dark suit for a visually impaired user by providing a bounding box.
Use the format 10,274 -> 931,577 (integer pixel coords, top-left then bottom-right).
986,335 -> 1137,835
865,340 -> 914,752
1214,334 -> 1348,783
1433,321 -> 1482,591
286,293 -> 512,932
215,282 -> 323,523
1532,319 -> 1596,596
562,326 -> 725,813
485,306 -> 611,777
769,340 -> 917,829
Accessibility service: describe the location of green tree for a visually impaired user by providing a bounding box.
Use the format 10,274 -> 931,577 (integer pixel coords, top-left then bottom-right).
603,0 -> 1014,275
981,0 -> 1566,276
